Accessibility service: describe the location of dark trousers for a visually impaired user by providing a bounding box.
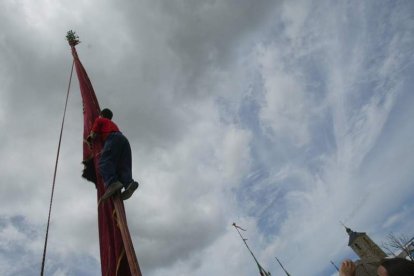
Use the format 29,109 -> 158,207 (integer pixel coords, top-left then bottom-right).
99,132 -> 133,188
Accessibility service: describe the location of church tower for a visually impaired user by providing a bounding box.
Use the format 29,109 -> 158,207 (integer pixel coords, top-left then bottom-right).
342,226 -> 388,276
345,226 -> 387,261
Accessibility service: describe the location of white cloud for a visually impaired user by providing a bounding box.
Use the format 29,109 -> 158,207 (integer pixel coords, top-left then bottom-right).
256,44 -> 312,146
281,0 -> 312,40
218,127 -> 252,183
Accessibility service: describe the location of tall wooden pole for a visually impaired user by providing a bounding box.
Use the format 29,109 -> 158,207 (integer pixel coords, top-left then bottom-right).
113,193 -> 142,276
67,31 -> 143,275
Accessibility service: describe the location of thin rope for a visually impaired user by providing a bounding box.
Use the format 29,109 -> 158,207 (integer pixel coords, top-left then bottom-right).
40,60 -> 75,276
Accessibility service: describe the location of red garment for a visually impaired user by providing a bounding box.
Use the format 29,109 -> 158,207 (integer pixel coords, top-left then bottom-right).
91,117 -> 120,141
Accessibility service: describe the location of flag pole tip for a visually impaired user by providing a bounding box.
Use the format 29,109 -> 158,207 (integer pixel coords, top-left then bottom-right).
66,30 -> 80,46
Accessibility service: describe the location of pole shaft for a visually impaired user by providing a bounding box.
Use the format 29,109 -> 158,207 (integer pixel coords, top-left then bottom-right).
113,194 -> 142,276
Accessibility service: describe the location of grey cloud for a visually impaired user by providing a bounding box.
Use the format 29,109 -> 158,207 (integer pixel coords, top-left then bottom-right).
1,0 -> 414,275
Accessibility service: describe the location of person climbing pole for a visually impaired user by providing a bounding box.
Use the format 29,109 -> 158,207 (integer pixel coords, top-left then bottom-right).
86,108 -> 139,201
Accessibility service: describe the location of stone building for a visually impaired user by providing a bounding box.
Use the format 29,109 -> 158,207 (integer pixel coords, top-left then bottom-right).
344,226 -> 387,276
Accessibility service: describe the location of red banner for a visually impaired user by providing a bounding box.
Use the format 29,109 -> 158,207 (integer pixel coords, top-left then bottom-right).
70,45 -> 131,276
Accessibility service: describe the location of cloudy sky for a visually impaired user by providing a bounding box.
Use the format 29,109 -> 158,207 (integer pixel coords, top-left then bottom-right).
1,0 -> 413,275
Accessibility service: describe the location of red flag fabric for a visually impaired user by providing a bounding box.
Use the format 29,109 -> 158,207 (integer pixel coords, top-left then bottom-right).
70,44 -> 132,276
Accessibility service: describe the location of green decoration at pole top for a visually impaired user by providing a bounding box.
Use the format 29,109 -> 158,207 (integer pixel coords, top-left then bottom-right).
66,30 -> 80,46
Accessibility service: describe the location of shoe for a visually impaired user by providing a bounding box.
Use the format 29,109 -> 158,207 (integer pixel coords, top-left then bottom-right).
121,181 -> 139,200
101,181 -> 123,201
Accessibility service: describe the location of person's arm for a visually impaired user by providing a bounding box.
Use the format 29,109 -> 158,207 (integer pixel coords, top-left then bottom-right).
86,131 -> 97,142
85,117 -> 101,148
85,132 -> 96,149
